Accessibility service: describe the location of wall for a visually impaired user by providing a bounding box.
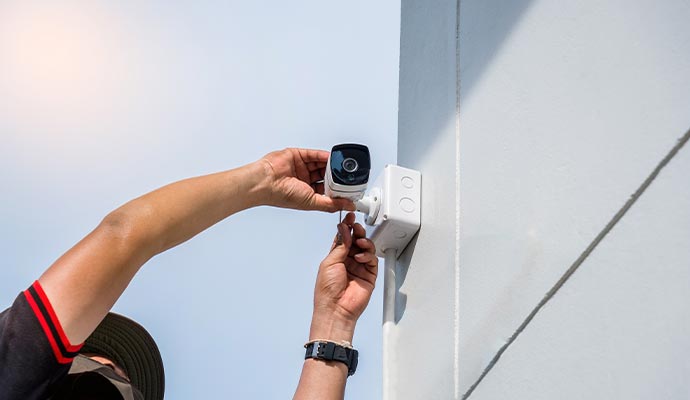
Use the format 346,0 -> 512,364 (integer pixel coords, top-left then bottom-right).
390,0 -> 690,399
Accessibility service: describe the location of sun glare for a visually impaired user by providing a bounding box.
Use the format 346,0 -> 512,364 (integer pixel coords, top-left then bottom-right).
0,3 -> 146,165
0,3 -> 130,123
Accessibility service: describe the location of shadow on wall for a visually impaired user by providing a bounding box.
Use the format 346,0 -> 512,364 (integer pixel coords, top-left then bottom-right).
393,233 -> 418,323
398,0 -> 534,165
395,0 -> 535,322
458,0 -> 535,101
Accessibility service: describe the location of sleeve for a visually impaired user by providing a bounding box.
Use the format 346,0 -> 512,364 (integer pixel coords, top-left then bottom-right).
0,281 -> 84,400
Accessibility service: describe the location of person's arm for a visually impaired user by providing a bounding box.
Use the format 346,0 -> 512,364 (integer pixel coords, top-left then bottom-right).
38,148 -> 354,345
294,212 -> 379,400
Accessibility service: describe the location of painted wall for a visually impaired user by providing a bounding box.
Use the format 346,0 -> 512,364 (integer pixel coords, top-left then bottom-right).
390,0 -> 690,399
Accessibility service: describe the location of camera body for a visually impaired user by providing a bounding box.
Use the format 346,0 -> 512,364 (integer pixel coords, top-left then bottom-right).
324,143 -> 371,201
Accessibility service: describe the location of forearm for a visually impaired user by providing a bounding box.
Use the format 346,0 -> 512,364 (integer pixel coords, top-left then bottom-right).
293,313 -> 356,400
109,160 -> 271,257
39,160 -> 272,343
294,358 -> 349,400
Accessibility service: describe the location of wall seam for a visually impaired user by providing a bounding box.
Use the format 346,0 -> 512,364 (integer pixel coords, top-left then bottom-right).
461,127 -> 690,399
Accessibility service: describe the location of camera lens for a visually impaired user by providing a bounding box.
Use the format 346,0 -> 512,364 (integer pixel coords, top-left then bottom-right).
342,158 -> 359,173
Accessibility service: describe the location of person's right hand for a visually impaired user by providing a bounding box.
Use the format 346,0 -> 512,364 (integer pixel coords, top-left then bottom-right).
309,212 -> 378,342
258,148 -> 356,213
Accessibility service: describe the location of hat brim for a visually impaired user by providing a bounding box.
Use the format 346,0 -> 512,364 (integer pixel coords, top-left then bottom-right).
80,313 -> 165,400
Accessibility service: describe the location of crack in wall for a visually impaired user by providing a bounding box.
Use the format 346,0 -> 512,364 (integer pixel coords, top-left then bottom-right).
461,127 -> 690,399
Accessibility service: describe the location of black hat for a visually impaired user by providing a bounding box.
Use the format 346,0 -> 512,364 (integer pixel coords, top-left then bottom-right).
80,313 -> 165,400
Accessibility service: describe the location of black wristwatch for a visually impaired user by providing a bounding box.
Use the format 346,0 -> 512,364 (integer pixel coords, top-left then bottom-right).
304,341 -> 359,376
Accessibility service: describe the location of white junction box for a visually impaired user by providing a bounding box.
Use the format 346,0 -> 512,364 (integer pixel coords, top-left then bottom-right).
364,164 -> 421,258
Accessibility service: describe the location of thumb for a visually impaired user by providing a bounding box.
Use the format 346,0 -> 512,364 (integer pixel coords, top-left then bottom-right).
309,195 -> 357,213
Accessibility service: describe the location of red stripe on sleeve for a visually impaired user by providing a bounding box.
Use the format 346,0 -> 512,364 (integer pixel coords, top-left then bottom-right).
32,280 -> 83,352
23,290 -> 74,365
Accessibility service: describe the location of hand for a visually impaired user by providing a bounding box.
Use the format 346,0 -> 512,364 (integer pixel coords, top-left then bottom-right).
310,212 -> 378,342
259,148 -> 356,212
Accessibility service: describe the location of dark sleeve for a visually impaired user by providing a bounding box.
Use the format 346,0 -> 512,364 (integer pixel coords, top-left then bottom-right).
0,281 -> 83,400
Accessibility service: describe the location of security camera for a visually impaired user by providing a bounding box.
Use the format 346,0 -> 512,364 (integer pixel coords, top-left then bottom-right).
324,145 -> 423,259
325,143 -> 371,201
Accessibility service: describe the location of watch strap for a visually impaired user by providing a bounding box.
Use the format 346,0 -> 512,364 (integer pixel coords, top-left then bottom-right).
304,341 -> 358,376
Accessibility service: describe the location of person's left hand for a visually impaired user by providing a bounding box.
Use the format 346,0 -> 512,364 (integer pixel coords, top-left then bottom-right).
309,212 -> 378,342
259,148 -> 356,212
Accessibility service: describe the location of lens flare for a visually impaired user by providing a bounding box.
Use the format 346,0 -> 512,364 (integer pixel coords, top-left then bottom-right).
0,3 -> 137,163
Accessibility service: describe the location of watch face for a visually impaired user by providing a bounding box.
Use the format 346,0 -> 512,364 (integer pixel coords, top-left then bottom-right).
330,144 -> 370,186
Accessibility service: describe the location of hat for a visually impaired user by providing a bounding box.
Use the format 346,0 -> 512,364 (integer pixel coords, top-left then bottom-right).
79,313 -> 165,400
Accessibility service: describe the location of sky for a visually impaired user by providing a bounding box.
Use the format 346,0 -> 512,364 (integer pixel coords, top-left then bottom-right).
0,1 -> 400,398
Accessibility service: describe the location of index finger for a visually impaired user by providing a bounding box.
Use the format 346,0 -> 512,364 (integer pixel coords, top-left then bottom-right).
296,148 -> 330,164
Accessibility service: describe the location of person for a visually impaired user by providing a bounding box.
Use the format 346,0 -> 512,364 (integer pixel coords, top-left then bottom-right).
0,148 -> 379,400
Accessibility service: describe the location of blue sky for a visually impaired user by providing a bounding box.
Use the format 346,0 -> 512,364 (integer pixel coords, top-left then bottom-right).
0,1 -> 400,398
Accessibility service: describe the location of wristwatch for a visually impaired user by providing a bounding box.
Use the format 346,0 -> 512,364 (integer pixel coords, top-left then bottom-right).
304,341 -> 359,376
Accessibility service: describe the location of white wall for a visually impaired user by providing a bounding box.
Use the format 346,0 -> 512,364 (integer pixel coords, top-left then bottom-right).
390,0 -> 690,399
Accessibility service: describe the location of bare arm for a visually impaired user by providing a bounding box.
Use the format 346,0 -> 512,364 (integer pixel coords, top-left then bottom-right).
38,148 -> 354,344
294,212 -> 379,400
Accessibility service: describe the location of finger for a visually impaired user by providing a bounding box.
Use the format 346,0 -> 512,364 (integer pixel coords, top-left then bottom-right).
309,195 -> 356,213
297,148 -> 330,164
354,246 -> 378,270
306,161 -> 327,172
345,262 -> 377,286
355,238 -> 376,254
309,169 -> 324,183
337,199 -> 357,212
294,159 -> 312,183
314,197 -> 356,212
354,252 -> 377,265
312,182 -> 325,195
343,212 -> 356,226
340,222 -> 353,249
330,222 -> 353,248
348,245 -> 363,258
352,222 -> 366,239
347,267 -> 376,287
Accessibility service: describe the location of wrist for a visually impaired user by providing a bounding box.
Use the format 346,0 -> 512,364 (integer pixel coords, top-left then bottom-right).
309,311 -> 357,343
249,158 -> 282,207
234,160 -> 273,208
